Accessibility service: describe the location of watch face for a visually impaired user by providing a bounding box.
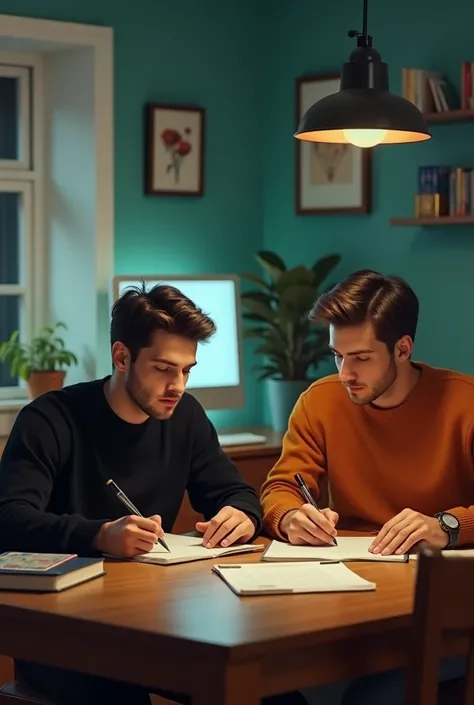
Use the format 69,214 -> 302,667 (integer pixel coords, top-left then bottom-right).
442,513 -> 459,530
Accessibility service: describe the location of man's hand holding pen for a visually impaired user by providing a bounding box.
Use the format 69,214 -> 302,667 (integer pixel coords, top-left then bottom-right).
281,472 -> 339,546
280,505 -> 339,546
93,514 -> 165,558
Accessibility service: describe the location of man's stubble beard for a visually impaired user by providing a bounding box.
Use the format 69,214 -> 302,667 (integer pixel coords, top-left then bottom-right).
125,364 -> 173,421
350,354 -> 398,406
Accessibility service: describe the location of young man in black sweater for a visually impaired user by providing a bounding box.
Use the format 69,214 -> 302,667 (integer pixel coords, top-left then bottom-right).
0,284 -> 306,705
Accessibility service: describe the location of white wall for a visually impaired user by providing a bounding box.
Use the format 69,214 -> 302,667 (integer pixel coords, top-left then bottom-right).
44,47 -> 97,385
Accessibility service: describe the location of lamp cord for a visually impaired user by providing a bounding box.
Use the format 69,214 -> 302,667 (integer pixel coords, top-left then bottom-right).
362,0 -> 368,42
348,0 -> 371,47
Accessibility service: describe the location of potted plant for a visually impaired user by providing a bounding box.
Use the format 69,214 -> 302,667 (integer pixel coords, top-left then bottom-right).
240,250 -> 341,432
0,322 -> 78,399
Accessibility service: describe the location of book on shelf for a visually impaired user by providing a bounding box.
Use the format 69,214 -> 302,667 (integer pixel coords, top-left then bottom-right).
415,165 -> 474,217
402,68 -> 459,113
461,61 -> 474,109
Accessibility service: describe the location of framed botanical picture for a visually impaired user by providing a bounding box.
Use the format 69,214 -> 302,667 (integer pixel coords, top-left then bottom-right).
295,73 -> 371,215
145,103 -> 205,196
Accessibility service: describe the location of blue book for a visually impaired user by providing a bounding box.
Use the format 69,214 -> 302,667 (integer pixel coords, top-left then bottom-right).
0,552 -> 105,592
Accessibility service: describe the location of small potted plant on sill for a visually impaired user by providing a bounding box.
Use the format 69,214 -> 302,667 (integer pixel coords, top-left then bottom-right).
0,322 -> 78,399
240,250 -> 341,432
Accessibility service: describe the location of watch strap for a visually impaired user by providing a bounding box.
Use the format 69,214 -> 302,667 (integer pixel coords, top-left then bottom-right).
434,512 -> 459,549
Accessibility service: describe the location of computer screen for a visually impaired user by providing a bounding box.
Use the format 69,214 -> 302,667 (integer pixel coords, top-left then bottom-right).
110,274 -> 244,410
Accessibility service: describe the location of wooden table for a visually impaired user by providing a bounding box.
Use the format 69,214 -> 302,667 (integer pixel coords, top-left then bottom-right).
0,547 -> 467,705
0,426 -> 284,689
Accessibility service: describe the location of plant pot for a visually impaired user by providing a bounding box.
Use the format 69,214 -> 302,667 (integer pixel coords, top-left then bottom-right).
266,378 -> 311,433
27,370 -> 66,399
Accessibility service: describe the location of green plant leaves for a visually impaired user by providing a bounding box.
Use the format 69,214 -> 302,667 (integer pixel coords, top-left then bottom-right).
0,322 -> 78,382
311,253 -> 341,287
275,265 -> 313,294
255,250 -> 286,283
240,272 -> 273,292
241,251 -> 340,381
278,283 -> 317,322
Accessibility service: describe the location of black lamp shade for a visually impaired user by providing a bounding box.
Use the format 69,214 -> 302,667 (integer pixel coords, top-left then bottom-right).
294,40 -> 431,146
295,88 -> 432,144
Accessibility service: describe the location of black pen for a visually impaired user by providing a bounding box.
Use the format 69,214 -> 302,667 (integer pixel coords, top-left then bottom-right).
106,479 -> 170,552
295,473 -> 338,546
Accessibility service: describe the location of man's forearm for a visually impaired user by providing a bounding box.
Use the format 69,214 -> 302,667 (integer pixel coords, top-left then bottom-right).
447,505 -> 474,546
0,502 -> 107,555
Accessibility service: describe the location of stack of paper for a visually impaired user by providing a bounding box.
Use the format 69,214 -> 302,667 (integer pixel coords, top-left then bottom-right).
262,536 -> 409,563
213,561 -> 376,596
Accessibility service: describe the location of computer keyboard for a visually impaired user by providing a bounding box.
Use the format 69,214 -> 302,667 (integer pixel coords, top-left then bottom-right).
218,432 -> 268,447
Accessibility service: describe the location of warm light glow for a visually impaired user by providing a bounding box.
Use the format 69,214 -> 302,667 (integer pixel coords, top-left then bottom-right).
294,128 -> 431,144
342,128 -> 388,148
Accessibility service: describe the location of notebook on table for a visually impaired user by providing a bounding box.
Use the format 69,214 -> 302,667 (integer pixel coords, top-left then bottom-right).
262,536 -> 409,563
213,561 -> 377,596
0,552 -> 105,592
130,533 -> 265,566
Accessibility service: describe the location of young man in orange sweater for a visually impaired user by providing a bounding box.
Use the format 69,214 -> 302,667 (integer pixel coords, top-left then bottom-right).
261,269 -> 468,703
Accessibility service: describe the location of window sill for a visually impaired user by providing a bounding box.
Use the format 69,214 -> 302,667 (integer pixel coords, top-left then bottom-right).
0,398 -> 27,437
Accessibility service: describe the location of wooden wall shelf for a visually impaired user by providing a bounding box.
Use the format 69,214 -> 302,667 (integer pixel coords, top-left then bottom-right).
424,109 -> 474,124
390,216 -> 474,226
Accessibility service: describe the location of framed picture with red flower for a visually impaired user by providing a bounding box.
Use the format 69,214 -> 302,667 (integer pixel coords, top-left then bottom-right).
145,103 -> 205,196
295,73 -> 371,215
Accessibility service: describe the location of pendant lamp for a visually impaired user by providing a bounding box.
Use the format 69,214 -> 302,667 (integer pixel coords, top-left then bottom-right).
294,0 -> 431,148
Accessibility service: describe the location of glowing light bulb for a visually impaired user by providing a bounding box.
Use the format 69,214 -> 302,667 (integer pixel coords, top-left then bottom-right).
342,129 -> 388,148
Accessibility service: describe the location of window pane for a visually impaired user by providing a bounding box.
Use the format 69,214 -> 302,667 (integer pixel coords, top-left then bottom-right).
0,192 -> 19,284
0,77 -> 19,160
0,295 -> 20,388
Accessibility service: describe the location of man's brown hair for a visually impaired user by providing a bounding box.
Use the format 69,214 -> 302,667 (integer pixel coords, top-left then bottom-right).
111,283 -> 216,361
310,269 -> 419,349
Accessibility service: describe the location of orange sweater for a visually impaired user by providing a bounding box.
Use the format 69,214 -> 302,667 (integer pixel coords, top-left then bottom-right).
261,363 -> 474,546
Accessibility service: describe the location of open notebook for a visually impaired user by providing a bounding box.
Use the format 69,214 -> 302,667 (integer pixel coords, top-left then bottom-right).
213,561 -> 377,596
130,533 -> 265,566
262,536 -> 409,563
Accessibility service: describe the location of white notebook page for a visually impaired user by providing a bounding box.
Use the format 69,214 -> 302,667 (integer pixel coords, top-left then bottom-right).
213,561 -> 376,594
133,533 -> 261,564
263,536 -> 407,562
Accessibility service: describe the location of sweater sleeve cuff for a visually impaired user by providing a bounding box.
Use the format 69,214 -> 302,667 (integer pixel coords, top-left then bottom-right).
264,498 -> 303,540
70,519 -> 109,556
447,507 -> 474,546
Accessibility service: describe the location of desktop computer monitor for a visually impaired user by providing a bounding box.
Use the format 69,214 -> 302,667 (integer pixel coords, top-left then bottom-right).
111,274 -> 245,411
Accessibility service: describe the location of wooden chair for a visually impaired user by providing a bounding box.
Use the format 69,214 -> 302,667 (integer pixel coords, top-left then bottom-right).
0,679 -> 55,704
405,542 -> 473,705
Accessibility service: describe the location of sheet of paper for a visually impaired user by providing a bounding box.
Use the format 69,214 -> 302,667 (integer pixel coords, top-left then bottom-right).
263,536 -> 407,563
213,561 -> 376,595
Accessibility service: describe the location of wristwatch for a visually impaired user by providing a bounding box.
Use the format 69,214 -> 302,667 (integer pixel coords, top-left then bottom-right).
434,512 -> 460,549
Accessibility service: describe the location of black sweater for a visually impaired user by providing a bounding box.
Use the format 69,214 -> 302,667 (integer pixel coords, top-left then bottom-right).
0,379 -> 262,556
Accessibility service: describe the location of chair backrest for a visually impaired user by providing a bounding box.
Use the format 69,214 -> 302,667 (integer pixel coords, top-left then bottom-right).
405,542 -> 474,705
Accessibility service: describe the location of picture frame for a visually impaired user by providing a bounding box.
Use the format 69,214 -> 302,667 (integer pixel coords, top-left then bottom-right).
295,73 -> 371,215
145,103 -> 205,196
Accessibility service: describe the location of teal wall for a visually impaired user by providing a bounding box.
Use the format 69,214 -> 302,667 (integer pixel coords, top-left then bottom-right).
0,0 -> 265,428
2,0 -> 472,424
264,0 -> 474,378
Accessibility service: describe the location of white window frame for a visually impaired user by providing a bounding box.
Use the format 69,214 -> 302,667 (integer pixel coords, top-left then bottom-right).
0,64 -> 31,170
0,51 -> 44,400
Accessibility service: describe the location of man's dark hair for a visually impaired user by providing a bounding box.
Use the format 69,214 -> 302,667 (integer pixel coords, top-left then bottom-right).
110,282 -> 216,361
310,269 -> 419,349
